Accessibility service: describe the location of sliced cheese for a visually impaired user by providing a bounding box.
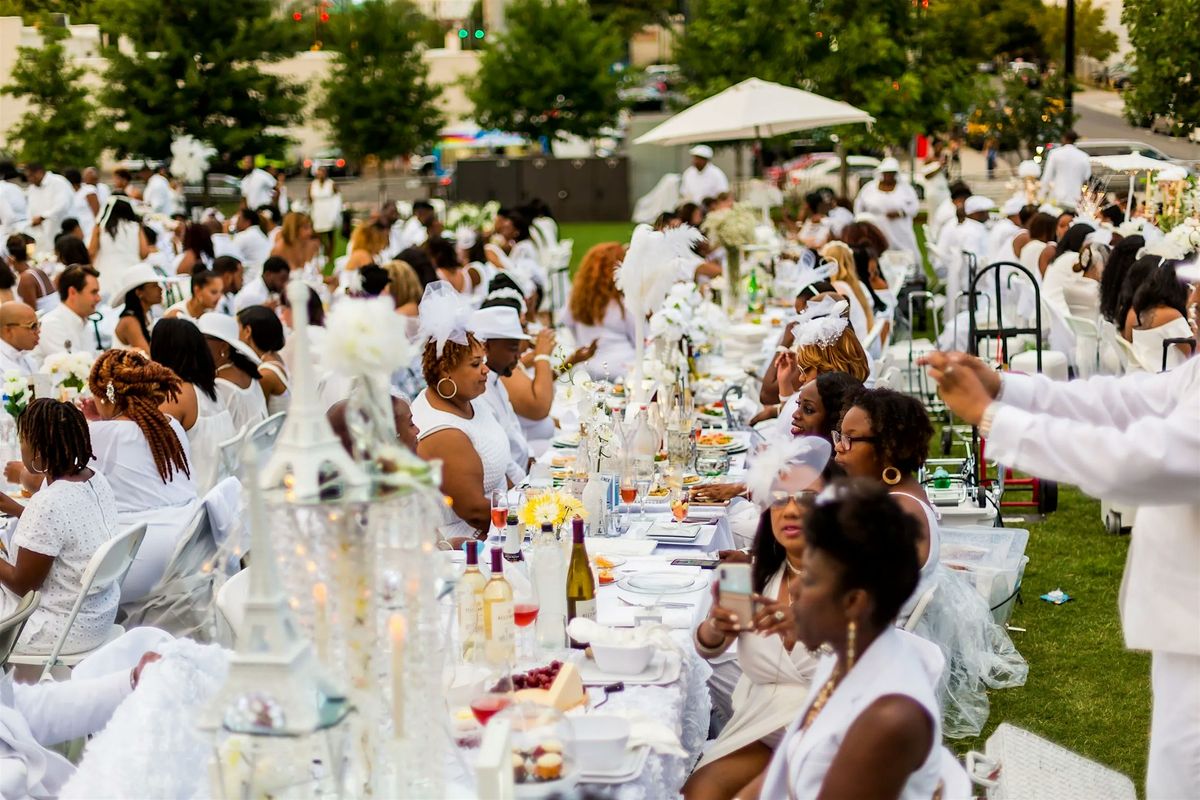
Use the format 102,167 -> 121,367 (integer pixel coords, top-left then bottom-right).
511,664 -> 586,711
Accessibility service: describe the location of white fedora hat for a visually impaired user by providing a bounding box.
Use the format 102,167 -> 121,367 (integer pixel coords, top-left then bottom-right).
108,263 -> 165,309
197,312 -> 261,365
689,144 -> 714,160
965,195 -> 997,215
877,156 -> 901,174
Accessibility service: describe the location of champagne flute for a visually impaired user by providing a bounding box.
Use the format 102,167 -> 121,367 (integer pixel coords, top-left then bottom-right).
635,478 -> 651,524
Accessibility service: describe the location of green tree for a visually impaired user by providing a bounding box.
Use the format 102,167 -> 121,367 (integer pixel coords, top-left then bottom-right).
468,0 -> 625,146
316,0 -> 444,176
588,0 -> 677,42
0,0 -> 101,22
97,0 -> 304,160
976,72 -> 1073,157
0,23 -> 101,166
1039,0 -> 1118,64
1123,0 -> 1200,134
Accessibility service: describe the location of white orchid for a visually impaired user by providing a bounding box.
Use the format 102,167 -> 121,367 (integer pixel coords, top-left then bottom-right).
321,295 -> 415,378
42,351 -> 94,393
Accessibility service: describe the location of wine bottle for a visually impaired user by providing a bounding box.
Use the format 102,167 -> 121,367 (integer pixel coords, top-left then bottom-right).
455,543 -> 487,663
482,547 -> 515,666
581,472 -> 607,538
565,516 -> 596,649
502,512 -> 523,562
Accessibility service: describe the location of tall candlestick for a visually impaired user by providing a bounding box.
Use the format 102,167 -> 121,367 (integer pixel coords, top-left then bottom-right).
389,613 -> 406,739
312,582 -> 329,663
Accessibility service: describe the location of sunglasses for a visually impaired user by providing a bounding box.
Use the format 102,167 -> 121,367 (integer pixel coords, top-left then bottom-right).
769,489 -> 817,508
4,320 -> 39,331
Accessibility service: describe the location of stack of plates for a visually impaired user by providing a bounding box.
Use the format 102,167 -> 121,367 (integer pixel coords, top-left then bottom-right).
617,571 -> 705,593
643,523 -> 702,543
579,745 -> 651,785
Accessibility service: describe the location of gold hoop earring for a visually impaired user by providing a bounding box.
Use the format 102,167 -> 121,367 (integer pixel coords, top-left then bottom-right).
846,619 -> 857,670
29,456 -> 46,475
882,466 -> 902,486
436,378 -> 458,399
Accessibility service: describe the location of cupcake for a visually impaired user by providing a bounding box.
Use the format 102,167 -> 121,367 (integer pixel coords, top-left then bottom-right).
511,752 -> 527,783
533,753 -> 563,781
534,738 -> 564,756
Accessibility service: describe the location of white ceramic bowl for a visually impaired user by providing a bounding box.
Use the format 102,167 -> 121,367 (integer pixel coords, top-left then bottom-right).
571,715 -> 632,773
590,641 -> 654,675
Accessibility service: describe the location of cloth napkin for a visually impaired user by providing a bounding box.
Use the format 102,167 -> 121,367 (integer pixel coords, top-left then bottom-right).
604,709 -> 688,758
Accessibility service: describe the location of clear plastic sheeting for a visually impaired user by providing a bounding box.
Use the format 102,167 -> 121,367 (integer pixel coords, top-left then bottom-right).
910,565 -> 1029,739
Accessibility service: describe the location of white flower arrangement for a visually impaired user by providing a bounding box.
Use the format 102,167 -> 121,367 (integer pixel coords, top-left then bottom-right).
42,351 -> 94,401
648,282 -> 726,346
1146,217 -> 1200,262
320,296 -> 416,378
444,200 -> 502,233
169,135 -> 216,184
702,203 -> 760,249
2,370 -> 29,418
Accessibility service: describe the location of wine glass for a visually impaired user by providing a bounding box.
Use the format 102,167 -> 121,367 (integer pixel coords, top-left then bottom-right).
619,474 -> 638,507
635,478 -> 652,524
512,578 -> 540,663
470,670 -> 515,727
490,489 -> 509,539
670,488 -> 689,527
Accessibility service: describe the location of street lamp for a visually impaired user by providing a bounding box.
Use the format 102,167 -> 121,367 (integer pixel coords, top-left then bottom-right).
1064,0 -> 1076,120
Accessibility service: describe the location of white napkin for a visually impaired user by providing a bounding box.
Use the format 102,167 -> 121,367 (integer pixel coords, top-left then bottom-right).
585,538 -> 657,557
605,709 -> 688,758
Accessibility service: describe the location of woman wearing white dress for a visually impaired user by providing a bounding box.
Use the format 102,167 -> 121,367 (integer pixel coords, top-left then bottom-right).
198,313 -> 268,433
817,241 -> 873,342
685,439 -> 828,800
163,269 -> 223,322
7,233 -> 56,313
172,223 -> 214,276
1130,262 -> 1195,371
563,243 -> 630,380
852,158 -> 920,258
88,197 -> 151,299
411,282 -> 510,548
64,168 -> 99,241
238,305 -> 290,415
151,319 -> 237,495
85,350 -> 198,603
1063,241 -> 1106,320
752,481 -> 969,800
0,399 -> 120,656
1042,222 -> 1092,310
109,263 -> 164,353
308,166 -> 341,258
1017,212 -> 1058,278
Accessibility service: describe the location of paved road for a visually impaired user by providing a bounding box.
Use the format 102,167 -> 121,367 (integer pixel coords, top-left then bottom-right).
1074,90 -> 1200,161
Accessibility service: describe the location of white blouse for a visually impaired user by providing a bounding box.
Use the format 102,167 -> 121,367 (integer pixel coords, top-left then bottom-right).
88,417 -> 197,516
187,384 -> 238,495
216,375 -> 269,434
565,299 -> 638,381
411,389 -> 510,541
8,473 -> 120,654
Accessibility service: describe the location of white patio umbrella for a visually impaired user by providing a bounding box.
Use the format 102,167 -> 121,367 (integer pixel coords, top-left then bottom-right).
633,77 -> 874,146
1089,153 -> 1180,215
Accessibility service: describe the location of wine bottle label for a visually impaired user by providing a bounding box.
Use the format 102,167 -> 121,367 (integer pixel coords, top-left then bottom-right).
568,598 -> 597,622
484,599 -> 515,664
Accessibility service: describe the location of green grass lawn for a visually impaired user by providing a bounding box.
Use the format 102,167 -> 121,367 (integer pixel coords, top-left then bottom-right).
559,221 -> 637,275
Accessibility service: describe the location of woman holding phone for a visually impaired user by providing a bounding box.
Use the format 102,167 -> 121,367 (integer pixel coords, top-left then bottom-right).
683,439 -> 831,800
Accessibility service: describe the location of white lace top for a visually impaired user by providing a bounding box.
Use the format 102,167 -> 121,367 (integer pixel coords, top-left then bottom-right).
411,389 -> 510,540
9,473 -> 120,654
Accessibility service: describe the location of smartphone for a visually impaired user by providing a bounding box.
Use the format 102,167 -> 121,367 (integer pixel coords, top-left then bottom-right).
671,557 -> 720,569
717,563 -> 757,631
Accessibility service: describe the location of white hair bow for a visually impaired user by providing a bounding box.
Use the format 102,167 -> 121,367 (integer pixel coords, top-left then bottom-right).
417,280 -> 473,357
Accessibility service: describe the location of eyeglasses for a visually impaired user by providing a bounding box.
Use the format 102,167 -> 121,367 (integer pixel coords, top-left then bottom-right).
769,490 -> 817,508
4,321 -> 39,331
832,430 -> 878,452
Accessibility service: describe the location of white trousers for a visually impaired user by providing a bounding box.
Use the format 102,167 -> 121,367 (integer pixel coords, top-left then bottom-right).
1148,651 -> 1200,799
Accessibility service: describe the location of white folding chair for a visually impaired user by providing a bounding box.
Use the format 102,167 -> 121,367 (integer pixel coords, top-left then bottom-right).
861,318 -> 888,353
217,426 -> 248,482
8,523 -> 147,681
1113,334 -> 1146,373
1063,314 -> 1101,379
0,591 -> 39,669
247,411 -> 286,455
214,567 -> 251,648
903,584 -> 938,633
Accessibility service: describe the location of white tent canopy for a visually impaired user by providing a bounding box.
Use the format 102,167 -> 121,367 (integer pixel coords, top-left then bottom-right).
1088,153 -> 1175,173
633,77 -> 874,147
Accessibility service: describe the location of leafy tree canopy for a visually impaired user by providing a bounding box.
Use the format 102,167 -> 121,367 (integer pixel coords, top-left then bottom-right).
1122,0 -> 1200,134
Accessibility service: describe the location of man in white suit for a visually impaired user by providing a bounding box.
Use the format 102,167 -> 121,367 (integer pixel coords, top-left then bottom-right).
921,333 -> 1200,800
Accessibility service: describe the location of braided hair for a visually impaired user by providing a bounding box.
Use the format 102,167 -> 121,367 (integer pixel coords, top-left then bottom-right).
17,398 -> 93,479
88,349 -> 191,483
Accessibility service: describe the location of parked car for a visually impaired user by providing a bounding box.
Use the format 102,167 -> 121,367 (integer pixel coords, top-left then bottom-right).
1043,139 -> 1196,194
787,154 -> 928,200
303,148 -> 357,177
182,173 -> 243,202
619,64 -> 685,112
1104,62 -> 1133,90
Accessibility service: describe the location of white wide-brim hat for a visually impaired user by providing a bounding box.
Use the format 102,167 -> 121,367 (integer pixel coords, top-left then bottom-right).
468,306 -> 530,342
877,156 -> 901,174
965,195 -> 997,215
1018,160 -> 1041,178
197,312 -> 261,365
1001,196 -> 1025,217
108,263 -> 165,309
689,145 -> 714,160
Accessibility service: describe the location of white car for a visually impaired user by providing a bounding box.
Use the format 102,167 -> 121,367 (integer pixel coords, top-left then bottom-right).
787,155 -> 927,200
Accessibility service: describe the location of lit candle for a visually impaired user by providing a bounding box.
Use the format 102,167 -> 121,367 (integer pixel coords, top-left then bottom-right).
389,613 -> 406,739
312,582 -> 329,663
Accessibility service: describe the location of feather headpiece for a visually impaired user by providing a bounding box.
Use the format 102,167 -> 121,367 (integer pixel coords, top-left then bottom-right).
616,224 -> 704,316
417,280 -> 473,357
745,437 -> 832,508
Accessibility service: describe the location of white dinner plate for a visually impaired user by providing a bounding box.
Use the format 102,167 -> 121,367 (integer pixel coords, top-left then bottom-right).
617,572 -> 706,595
579,745 -> 651,784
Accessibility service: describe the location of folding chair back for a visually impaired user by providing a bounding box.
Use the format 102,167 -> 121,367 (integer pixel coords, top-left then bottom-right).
1063,315 -> 1100,378
247,412 -> 286,455
0,591 -> 39,668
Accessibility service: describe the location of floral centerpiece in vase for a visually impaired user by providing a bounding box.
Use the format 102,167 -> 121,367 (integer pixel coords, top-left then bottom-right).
2,371 -> 29,419
519,490 -> 585,540
41,351 -> 94,403
702,203 -> 759,311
